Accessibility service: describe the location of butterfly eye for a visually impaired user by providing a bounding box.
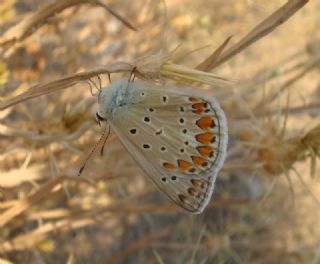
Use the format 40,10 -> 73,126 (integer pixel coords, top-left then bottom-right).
95,112 -> 106,126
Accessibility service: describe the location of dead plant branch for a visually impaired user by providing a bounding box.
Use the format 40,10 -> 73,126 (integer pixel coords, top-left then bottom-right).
0,0 -> 137,48
0,175 -> 67,228
199,0 -> 309,70
101,226 -> 172,264
0,62 -> 132,111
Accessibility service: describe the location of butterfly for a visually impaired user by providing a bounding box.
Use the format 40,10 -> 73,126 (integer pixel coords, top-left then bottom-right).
95,78 -> 228,213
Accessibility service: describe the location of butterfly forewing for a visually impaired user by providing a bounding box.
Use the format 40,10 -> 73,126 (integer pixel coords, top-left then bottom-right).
103,79 -> 228,213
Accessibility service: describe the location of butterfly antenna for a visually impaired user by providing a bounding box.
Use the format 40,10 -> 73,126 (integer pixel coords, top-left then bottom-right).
78,124 -> 110,176
100,125 -> 111,156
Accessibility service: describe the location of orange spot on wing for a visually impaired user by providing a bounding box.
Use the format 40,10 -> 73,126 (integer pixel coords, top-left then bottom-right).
189,96 -> 201,102
177,159 -> 192,171
195,132 -> 215,144
196,146 -> 214,157
196,116 -> 215,130
191,156 -> 207,166
191,179 -> 207,189
192,109 -> 204,115
178,194 -> 187,203
192,103 -> 207,109
188,187 -> 197,196
163,162 -> 175,170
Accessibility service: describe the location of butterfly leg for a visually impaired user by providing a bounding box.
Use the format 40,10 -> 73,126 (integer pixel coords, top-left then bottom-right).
97,74 -> 102,90
88,77 -> 102,95
128,66 -> 137,83
86,80 -> 95,96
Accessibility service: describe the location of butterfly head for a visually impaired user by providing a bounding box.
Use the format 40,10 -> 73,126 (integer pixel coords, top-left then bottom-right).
95,111 -> 106,126
97,87 -> 113,118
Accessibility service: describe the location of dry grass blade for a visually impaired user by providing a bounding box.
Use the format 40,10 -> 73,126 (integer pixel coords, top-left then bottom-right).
0,176 -> 67,228
0,165 -> 45,188
0,52 -> 232,112
0,0 -> 137,47
256,51 -> 320,108
0,258 -> 14,264
0,62 -> 132,111
195,36 -> 233,71
94,0 -> 138,31
92,197 -> 253,215
235,102 -> 320,120
208,0 -> 309,69
100,226 -> 172,264
1,218 -> 95,252
301,124 -> 320,177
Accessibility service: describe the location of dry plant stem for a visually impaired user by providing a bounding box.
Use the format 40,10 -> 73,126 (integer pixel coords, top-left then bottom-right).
0,198 -> 252,253
0,0 -> 137,47
89,197 -> 253,216
235,102 -> 320,120
0,218 -> 95,252
0,121 -> 92,142
198,0 -> 309,70
0,176 -> 66,228
26,197 -> 251,222
240,50 -> 305,89
100,226 -> 172,264
222,158 -> 258,171
196,36 -> 233,71
0,180 -> 153,241
152,241 -> 214,251
256,52 -> 320,108
0,63 -> 132,111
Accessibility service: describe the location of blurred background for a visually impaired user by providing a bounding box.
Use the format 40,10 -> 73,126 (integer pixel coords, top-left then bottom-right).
0,0 -> 319,263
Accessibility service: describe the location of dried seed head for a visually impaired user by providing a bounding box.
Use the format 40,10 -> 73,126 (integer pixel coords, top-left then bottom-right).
257,135 -> 301,174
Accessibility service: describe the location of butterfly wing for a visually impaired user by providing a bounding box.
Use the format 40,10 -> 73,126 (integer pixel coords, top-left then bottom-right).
106,79 -> 228,213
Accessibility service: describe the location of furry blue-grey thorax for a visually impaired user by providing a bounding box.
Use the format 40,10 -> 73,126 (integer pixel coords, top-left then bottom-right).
97,79 -> 139,120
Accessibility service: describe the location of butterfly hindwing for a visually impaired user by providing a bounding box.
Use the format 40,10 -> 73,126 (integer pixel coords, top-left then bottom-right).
104,79 -> 228,213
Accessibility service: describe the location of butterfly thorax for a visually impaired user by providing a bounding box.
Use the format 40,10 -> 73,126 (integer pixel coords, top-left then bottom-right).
97,80 -> 139,120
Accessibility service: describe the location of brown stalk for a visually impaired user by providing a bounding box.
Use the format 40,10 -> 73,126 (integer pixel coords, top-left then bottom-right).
24,197 -> 252,227
0,0 -> 137,47
196,36 -> 233,71
91,197 -> 253,215
196,0 -> 309,70
1,218 -> 95,252
222,158 -> 258,171
98,199 -> 252,264
236,102 -> 320,120
0,175 -> 67,228
100,226 -> 172,264
255,52 -> 320,109
0,62 -> 132,111
0,121 -> 92,142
